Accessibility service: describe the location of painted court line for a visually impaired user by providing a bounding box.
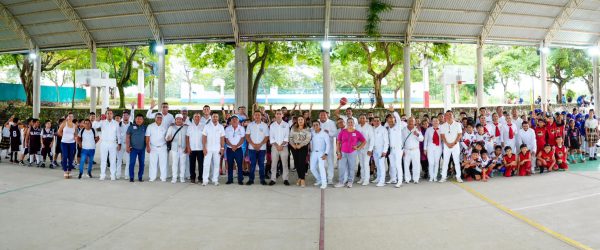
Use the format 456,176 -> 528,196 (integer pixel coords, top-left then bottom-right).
513,192 -> 600,211
0,179 -> 60,195
319,189 -> 325,250
455,182 -> 593,250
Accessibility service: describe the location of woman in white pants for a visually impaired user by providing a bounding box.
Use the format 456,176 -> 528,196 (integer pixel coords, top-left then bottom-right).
309,121 -> 330,189
371,117 -> 389,187
202,113 -> 225,186
166,114 -> 188,183
424,118 -> 443,182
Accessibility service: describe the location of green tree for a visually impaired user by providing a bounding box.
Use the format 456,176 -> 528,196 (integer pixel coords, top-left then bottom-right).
547,48 -> 588,100
332,61 -> 370,99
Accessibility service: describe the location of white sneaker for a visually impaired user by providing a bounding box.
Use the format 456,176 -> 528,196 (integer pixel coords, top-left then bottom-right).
456,178 -> 463,183
439,179 -> 446,183
395,183 -> 402,188
171,180 -> 177,184
327,180 -> 333,185
347,183 -> 353,188
110,176 -> 116,181
334,183 -> 345,188
376,183 -> 385,187
99,176 -> 105,181
356,179 -> 363,184
149,179 -> 155,182
361,182 -> 369,186
386,180 -> 397,184
202,182 -> 207,186
214,182 -> 219,186
433,178 -> 438,182
320,185 -> 327,189
371,179 -> 378,183
428,179 -> 433,182
180,178 -> 185,183
413,181 -> 419,184
314,182 -> 321,186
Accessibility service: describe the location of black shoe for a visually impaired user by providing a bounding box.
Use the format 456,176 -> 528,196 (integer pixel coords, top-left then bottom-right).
78,173 -> 82,179
191,179 -> 196,184
130,179 -> 134,182
260,181 -> 267,185
93,161 -> 97,165
238,181 -> 244,185
284,180 -> 290,186
40,163 -> 45,168
246,181 -> 254,185
88,173 -> 93,178
138,179 -> 143,182
590,157 -> 594,161
268,180 -> 276,186
226,181 -> 233,185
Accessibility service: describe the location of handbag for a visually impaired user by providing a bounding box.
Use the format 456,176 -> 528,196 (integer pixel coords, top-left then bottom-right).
166,126 -> 183,151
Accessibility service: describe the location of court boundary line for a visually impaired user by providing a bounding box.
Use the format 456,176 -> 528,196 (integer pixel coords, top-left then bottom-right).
454,182 -> 593,250
319,189 -> 325,250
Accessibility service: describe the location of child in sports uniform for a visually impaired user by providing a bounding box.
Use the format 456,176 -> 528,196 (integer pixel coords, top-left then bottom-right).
537,144 -> 556,173
554,137 -> 568,170
25,119 -> 42,167
9,118 -> 21,163
488,145 -> 504,177
517,144 -> 531,176
565,119 -> 584,163
503,146 -> 517,177
462,150 -> 482,181
480,150 -> 491,182
41,120 -> 54,168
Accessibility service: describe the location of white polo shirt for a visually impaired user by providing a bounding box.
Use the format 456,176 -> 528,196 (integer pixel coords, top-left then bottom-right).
92,119 -> 120,145
585,118 -> 598,129
439,121 -> 462,145
202,121 -> 225,151
225,125 -> 245,148
146,123 -> 167,147
269,120 -> 290,146
186,120 -> 205,151
246,121 -> 269,150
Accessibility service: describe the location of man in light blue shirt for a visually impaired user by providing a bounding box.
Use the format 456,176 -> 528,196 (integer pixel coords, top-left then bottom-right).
310,120 -> 330,189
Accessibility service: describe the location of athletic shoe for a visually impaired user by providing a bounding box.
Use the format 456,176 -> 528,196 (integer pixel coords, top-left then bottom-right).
202,182 -> 207,186
246,181 -> 254,185
376,183 -> 385,187
268,180 -> 276,186
456,178 -> 464,183
78,173 -> 82,179
314,182 -> 321,186
438,179 -> 447,183
214,182 -> 219,186
334,183 -> 345,188
347,183 -> 353,188
395,183 -> 402,188
414,181 -> 419,184
320,185 -> 327,189
361,182 -> 369,186
283,180 -> 290,186
171,180 -> 177,184
226,181 -> 233,185
260,181 -> 267,185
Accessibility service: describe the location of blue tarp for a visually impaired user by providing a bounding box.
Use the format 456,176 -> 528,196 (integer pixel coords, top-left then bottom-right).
0,83 -> 86,102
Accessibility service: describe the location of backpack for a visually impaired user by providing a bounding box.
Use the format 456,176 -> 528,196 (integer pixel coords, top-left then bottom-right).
80,129 -> 99,143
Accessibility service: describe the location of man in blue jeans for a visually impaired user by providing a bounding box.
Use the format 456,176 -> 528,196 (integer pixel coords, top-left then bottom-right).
225,116 -> 246,185
245,111 -> 269,185
126,114 -> 147,182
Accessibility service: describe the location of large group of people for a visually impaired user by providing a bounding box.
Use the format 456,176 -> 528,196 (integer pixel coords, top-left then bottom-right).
1,100 -> 599,189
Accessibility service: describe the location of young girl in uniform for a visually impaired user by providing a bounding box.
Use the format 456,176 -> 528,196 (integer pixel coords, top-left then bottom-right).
565,119 -> 584,164
554,137 -> 568,170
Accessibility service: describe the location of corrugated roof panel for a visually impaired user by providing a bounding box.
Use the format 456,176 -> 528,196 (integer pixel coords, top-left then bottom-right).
155,10 -> 230,24
415,22 -> 481,37
489,26 -> 546,40
562,20 -> 600,33
580,0 -> 600,10
330,20 -> 366,35
379,22 -> 405,35
379,7 -> 410,21
236,0 -> 322,8
0,29 -> 18,37
26,22 -> 77,36
237,7 -> 323,21
69,0 -> 131,8
162,23 -> 233,38
15,10 -> 67,25
91,27 -> 152,42
0,39 -> 26,51
240,21 -> 322,35
571,8 -> 600,20
331,6 -> 367,19
6,0 -> 57,15
34,32 -> 83,46
503,1 -> 561,17
76,2 -> 141,19
150,0 -> 226,12
496,14 -> 554,28
419,9 -> 487,24
514,0 -> 569,6
83,15 -> 148,30
553,31 -> 596,44
422,0 -> 494,12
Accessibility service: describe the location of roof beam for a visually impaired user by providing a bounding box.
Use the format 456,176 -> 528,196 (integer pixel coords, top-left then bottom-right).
544,0 -> 584,45
324,0 -> 331,40
52,0 -> 95,50
405,0 -> 423,43
0,2 -> 35,50
479,0 -> 510,45
136,0 -> 162,43
226,0 -> 240,44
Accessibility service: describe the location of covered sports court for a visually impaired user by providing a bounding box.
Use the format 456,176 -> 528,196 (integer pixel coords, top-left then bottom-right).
1,0 -> 600,249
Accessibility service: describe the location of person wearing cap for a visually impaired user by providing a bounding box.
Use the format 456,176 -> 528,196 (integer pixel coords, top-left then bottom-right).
202,112 -> 225,186
146,99 -> 175,130
179,107 -> 191,125
116,102 -> 135,180
585,109 -> 598,160
92,109 -> 122,181
145,113 -> 168,182
186,113 -> 205,183
166,114 -> 188,183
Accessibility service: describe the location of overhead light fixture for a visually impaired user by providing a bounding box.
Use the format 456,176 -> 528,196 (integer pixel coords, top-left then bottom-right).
588,47 -> 600,57
540,47 -> 550,54
28,52 -> 37,60
321,41 -> 331,49
154,44 -> 165,53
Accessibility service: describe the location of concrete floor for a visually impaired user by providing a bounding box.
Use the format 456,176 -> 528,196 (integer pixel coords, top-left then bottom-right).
1,160 -> 599,250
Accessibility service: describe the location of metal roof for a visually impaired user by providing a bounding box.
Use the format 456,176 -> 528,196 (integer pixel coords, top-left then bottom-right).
0,0 -> 599,53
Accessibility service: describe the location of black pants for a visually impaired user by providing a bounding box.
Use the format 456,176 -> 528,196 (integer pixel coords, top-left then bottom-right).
189,150 -> 204,182
421,159 -> 429,179
465,168 -> 481,179
291,145 -> 309,179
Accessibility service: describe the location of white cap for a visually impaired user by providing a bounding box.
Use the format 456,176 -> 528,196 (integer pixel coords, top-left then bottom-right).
175,114 -> 183,119
180,107 -> 188,111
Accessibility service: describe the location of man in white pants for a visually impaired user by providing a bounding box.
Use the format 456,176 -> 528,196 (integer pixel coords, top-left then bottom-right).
371,116 -> 389,187
310,121 -> 330,189
402,117 -> 424,184
269,110 -> 290,185
202,112 -> 225,186
115,104 -> 134,180
356,114 -> 374,185
145,113 -> 168,182
387,105 -> 406,188
440,110 -> 463,183
424,117 -> 443,182
318,110 -> 337,185
92,109 -> 121,181
502,116 -> 518,153
166,114 -> 188,183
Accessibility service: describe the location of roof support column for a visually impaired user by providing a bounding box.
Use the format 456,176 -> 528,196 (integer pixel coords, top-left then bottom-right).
157,47 -> 166,105
540,44 -> 548,112
90,46 -> 97,113
593,51 -> 599,113
422,57 -> 430,108
403,44 -> 411,117
32,48 -> 41,119
476,44 -> 484,109
235,45 -> 248,109
322,44 -> 331,112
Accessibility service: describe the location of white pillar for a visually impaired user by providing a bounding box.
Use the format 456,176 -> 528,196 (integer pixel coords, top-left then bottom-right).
322,46 -> 331,112
476,44 -> 484,108
235,46 -> 249,108
403,44 -> 411,116
90,48 -> 97,113
101,86 -> 109,114
157,48 -> 166,105
593,55 -> 599,113
422,58 -> 430,108
540,45 -> 548,112
444,83 -> 451,111
32,48 -> 41,119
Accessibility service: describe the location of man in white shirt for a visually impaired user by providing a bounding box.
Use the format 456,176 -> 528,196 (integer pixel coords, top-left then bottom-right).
200,105 -> 212,124
335,105 -> 358,127
269,110 -> 290,185
402,117 -> 424,184
371,116 -> 389,187
387,105 -> 406,187
202,112 -> 225,186
225,116 -> 246,185
186,113 -> 205,183
496,106 -> 507,125
166,114 -> 188,183
502,116 -> 518,153
92,109 -> 121,181
145,113 -> 168,182
310,121 -> 330,189
116,104 -> 134,180
245,111 -> 270,185
511,109 -> 523,131
356,114 -> 374,185
440,110 -> 463,183
318,110 -> 337,185
424,117 -> 443,182
517,121 -> 536,172
486,113 -> 504,147
180,107 -> 192,125
146,100 -> 175,130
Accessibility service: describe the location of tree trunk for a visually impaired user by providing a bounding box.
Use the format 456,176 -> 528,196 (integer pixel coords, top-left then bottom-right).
556,82 -> 564,103
188,82 -> 192,103
373,77 -> 384,108
118,83 -> 125,109
72,74 -> 76,109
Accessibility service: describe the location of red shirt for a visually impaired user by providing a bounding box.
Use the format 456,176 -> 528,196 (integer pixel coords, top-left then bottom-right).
539,149 -> 555,164
534,126 -> 547,147
546,122 -> 559,146
503,154 -> 516,166
555,145 -> 567,164
518,151 -> 530,165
